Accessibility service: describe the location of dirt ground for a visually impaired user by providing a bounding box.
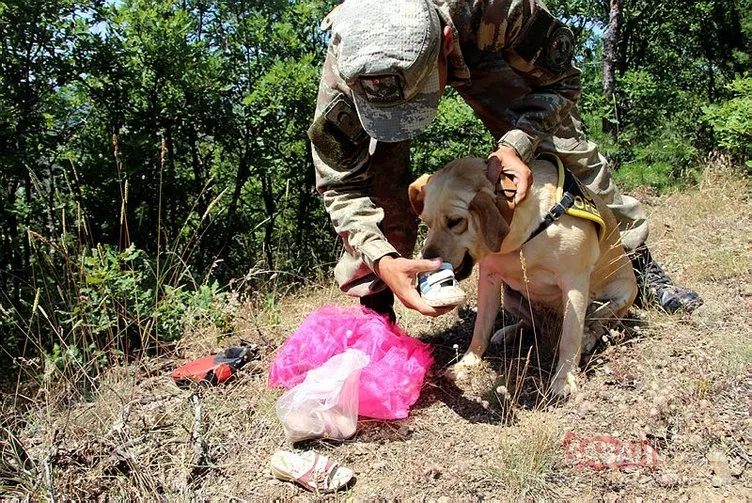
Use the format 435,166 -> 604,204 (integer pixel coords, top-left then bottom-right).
2,160 -> 750,500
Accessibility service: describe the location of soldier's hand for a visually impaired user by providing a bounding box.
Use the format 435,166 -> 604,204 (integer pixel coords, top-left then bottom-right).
487,146 -> 532,205
374,256 -> 454,317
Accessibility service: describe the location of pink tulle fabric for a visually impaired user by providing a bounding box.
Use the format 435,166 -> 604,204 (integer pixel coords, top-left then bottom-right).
268,305 -> 434,420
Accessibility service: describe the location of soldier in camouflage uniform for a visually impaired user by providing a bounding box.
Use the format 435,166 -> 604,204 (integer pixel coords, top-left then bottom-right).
308,0 -> 702,321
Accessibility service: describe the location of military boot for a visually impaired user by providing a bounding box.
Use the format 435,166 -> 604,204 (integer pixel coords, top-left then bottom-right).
631,247 -> 703,313
360,288 -> 396,324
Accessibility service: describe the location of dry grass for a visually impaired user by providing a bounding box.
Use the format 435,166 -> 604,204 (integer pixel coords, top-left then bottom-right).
1,158 -> 751,500
494,412 -> 563,499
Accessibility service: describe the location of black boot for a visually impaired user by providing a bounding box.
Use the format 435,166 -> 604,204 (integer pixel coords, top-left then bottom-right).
630,247 -> 703,313
360,289 -> 396,324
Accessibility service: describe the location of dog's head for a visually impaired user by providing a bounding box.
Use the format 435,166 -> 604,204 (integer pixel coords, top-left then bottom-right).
408,157 -> 510,280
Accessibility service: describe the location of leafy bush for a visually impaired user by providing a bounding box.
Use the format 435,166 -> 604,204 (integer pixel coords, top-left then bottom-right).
68,243 -> 231,346
0,239 -> 234,385
614,127 -> 701,192
412,90 -> 495,174
703,76 -> 752,160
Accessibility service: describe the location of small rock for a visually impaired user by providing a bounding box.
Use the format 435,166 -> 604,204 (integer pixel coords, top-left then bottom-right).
372,461 -> 387,471
421,465 -> 443,481
577,400 -> 594,418
657,473 -> 679,487
711,475 -> 726,488
653,395 -> 668,407
707,450 -> 733,487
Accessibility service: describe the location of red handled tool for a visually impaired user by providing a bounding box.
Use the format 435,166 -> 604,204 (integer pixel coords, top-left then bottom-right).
172,344 -> 258,387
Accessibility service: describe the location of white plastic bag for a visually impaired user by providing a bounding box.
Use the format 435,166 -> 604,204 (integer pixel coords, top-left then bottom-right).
276,348 -> 370,443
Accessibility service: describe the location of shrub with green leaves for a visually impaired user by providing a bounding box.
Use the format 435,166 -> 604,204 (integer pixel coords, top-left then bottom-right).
69,244 -> 230,348
0,240 -> 233,382
703,76 -> 752,160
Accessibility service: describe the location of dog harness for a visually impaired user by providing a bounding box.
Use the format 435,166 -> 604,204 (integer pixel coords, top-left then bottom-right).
524,153 -> 606,244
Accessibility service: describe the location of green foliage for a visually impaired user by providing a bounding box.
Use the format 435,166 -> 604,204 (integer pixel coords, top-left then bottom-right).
412,90 -> 495,175
614,133 -> 700,192
572,0 -> 751,190
702,76 -> 752,156
0,0 -> 335,369
67,243 -> 230,345
263,292 -> 282,326
582,106 -> 701,193
1,0 -> 751,380
0,235 -> 233,379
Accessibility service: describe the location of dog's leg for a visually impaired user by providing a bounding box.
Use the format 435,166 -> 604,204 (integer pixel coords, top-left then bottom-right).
491,284 -> 533,345
589,276 -> 637,321
551,276 -> 590,398
584,277 -> 638,350
448,264 -> 501,377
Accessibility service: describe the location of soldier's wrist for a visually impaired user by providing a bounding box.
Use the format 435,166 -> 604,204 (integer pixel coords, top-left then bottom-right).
497,130 -> 535,164
373,252 -> 400,277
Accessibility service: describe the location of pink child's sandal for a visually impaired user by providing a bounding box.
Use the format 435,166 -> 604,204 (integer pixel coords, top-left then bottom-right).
270,450 -> 353,493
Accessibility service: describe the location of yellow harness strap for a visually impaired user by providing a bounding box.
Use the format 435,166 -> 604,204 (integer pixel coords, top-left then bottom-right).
527,153 -> 607,242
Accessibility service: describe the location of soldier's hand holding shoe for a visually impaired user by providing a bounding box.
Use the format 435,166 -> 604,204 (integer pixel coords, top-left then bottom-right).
374,255 -> 455,317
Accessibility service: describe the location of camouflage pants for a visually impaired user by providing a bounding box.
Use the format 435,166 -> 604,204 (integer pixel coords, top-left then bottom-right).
335,112 -> 648,298
334,140 -> 419,297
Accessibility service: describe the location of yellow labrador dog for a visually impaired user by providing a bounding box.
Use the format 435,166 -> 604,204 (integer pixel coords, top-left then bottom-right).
409,156 -> 637,397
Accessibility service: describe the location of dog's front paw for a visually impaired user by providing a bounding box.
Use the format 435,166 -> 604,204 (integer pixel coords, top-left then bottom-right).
550,371 -> 578,398
444,352 -> 483,380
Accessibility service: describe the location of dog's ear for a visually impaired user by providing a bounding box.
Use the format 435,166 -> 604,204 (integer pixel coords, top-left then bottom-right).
469,190 -> 510,252
408,174 -> 432,216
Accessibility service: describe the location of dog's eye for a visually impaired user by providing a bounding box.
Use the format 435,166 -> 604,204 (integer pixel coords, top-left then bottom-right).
447,216 -> 466,230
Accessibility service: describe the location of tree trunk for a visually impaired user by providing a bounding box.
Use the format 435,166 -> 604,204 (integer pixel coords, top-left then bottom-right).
187,123 -> 208,218
260,169 -> 276,269
602,0 -> 621,140
294,142 -> 315,254
164,123 -> 177,234
223,147 -> 252,253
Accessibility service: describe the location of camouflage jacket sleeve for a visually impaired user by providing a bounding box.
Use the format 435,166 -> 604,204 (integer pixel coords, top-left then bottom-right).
308,51 -> 399,272
475,0 -> 582,162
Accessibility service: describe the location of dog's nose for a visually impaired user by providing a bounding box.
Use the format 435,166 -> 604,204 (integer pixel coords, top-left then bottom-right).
422,247 -> 441,260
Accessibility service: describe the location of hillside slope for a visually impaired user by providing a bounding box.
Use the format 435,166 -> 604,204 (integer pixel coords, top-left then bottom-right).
3,160 -> 750,500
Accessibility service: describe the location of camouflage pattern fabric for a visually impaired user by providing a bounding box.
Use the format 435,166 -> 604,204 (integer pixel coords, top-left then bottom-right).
310,0 -> 648,298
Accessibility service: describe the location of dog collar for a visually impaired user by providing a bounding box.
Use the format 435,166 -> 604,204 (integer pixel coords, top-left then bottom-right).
523,153 -> 606,245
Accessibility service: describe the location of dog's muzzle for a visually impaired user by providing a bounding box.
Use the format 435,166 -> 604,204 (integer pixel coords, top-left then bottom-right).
454,252 -> 475,281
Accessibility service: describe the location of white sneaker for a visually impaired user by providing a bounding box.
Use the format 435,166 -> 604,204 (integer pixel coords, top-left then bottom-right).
419,263 -> 466,308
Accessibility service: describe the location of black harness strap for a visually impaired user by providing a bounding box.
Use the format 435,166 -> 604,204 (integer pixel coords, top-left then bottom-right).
523,191 -> 575,245
522,154 -> 588,244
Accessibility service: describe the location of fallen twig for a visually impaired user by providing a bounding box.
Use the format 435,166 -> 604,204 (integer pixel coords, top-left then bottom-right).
104,435 -> 147,473
43,428 -> 59,503
185,392 -> 208,487
106,401 -> 133,439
